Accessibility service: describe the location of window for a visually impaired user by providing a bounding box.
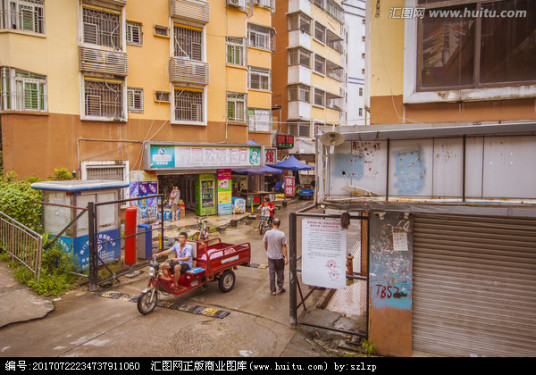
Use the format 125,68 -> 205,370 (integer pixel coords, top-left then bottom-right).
126,21 -> 142,46
1,0 -> 44,33
288,47 -> 311,68
127,88 -> 143,112
248,23 -> 273,51
314,54 -> 326,75
359,108 -> 363,116
175,89 -> 203,122
83,7 -> 121,49
174,25 -> 202,61
248,67 -> 271,91
288,12 -> 311,34
248,108 -> 271,132
84,79 -> 124,119
326,60 -> 343,81
313,87 -> 325,107
288,84 -> 310,102
255,0 -> 274,11
359,87 -> 363,96
226,37 -> 246,66
227,92 -> 246,123
288,121 -> 310,138
155,91 -> 170,102
314,21 -> 326,43
417,0 -> 536,91
0,67 -> 47,111
154,25 -> 169,37
227,0 -> 246,8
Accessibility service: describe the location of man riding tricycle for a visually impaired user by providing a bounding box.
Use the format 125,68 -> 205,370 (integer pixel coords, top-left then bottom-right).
137,232 -> 251,315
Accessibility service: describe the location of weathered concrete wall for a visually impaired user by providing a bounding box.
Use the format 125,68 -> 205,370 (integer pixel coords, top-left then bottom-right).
368,211 -> 413,357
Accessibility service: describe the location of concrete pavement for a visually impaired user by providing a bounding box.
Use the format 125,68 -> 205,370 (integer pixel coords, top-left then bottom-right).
0,198 -> 343,357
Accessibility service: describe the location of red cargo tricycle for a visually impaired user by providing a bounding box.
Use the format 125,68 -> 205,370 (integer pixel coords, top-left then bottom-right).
137,238 -> 251,314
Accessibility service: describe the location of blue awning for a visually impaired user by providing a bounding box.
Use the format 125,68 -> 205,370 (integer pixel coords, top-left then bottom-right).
232,166 -> 283,175
272,155 -> 314,172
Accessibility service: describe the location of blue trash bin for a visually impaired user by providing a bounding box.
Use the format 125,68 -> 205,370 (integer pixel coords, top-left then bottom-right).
136,224 -> 152,260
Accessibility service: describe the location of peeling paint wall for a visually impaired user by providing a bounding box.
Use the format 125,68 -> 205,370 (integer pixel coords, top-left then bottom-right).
369,211 -> 413,357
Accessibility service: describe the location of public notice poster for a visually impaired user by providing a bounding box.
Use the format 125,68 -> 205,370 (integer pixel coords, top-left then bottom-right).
302,218 -> 347,289
217,169 -> 232,216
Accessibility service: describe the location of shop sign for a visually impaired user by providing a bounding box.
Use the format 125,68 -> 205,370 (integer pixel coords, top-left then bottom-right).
276,134 -> 294,149
284,176 -> 295,197
145,144 -> 263,170
217,169 -> 232,216
265,148 -> 277,164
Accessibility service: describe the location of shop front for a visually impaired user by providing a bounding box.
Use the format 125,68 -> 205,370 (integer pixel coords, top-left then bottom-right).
144,142 -> 264,217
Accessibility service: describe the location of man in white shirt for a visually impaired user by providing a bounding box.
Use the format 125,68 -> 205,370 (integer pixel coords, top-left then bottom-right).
263,218 -> 288,296
155,232 -> 192,290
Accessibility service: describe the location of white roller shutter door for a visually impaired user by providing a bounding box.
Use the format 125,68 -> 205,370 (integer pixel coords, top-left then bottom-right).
412,214 -> 536,357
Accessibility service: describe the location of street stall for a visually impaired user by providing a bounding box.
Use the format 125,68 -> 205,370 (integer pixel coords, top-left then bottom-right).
232,166 -> 283,211
271,155 -> 314,199
31,180 -> 129,270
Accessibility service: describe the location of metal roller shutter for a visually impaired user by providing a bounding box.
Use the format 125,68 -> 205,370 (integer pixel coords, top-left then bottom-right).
412,214 -> 536,357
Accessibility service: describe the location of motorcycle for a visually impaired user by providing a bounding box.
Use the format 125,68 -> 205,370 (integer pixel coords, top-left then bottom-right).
258,206 -> 272,235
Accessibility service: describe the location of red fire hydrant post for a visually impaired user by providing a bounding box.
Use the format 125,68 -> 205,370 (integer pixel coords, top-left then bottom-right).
125,206 -> 137,265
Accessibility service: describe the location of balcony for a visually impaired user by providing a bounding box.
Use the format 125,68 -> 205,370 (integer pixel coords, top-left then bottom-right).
170,0 -> 210,27
79,46 -> 128,76
169,58 -> 209,86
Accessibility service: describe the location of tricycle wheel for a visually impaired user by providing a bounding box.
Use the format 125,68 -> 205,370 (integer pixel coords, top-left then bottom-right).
218,270 -> 236,293
137,289 -> 158,315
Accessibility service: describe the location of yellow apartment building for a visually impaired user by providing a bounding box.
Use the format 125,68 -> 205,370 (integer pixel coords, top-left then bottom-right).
0,0 -> 275,213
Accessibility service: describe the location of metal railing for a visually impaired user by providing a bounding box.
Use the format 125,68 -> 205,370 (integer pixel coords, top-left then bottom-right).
170,0 -> 210,26
79,46 -> 129,76
0,211 -> 42,283
169,58 -> 209,86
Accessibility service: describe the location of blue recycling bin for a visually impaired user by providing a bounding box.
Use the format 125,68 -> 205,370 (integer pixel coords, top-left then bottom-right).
137,224 -> 152,260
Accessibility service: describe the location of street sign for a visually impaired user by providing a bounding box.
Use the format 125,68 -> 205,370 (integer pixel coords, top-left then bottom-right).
276,134 -> 294,149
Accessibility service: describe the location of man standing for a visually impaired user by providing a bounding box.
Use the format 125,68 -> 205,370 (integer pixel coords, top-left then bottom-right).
263,218 -> 288,296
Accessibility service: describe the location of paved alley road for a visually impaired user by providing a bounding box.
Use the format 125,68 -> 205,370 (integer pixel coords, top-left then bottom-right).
0,200 -> 319,357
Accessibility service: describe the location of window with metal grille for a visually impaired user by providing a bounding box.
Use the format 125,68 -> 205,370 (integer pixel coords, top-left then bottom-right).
84,79 -> 123,118
83,7 -> 121,49
226,37 -> 246,66
155,91 -> 170,102
288,121 -> 310,138
313,87 -> 325,107
248,67 -> 271,91
288,47 -> 311,68
2,0 -> 44,33
127,87 -> 143,112
248,24 -> 272,51
126,21 -> 142,46
247,108 -> 271,132
314,21 -> 326,43
0,67 -> 47,111
175,89 -> 203,122
227,92 -> 246,123
288,12 -> 311,35
314,54 -> 326,75
288,84 -> 310,103
174,25 -> 202,61
154,24 -> 168,36
86,166 -> 124,181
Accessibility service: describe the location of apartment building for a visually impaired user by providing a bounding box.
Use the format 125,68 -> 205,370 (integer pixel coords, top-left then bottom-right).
0,0 -> 274,188
341,0 -> 366,125
272,0 -> 345,161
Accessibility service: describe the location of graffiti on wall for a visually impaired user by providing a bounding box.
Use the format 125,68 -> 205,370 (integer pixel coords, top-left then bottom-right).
370,213 -> 412,310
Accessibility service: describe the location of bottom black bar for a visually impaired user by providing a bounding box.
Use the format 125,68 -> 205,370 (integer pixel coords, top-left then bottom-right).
1,357 -> 530,374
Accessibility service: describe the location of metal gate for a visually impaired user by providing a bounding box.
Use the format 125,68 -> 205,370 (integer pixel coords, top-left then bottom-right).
289,209 -> 369,338
87,194 -> 165,291
413,213 -> 536,357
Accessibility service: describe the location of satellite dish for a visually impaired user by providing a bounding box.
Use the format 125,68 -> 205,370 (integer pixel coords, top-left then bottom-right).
320,131 -> 345,154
